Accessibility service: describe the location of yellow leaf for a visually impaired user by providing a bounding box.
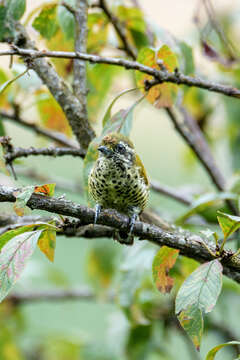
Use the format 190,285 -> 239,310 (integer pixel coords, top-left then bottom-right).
38,229 -> 56,262
136,45 -> 178,108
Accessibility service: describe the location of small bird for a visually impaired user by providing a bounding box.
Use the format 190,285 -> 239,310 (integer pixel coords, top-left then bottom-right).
88,132 -> 149,244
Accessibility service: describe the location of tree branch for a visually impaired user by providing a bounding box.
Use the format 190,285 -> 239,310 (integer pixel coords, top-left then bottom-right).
4,146 -> 85,163
1,48 -> 240,99
1,185 -> 240,284
0,110 -> 77,148
72,0 -> 88,122
7,287 -> 97,304
99,0 -> 137,59
10,23 -> 95,149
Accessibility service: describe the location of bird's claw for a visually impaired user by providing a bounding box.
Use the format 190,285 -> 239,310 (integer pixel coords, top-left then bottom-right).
94,204 -> 101,224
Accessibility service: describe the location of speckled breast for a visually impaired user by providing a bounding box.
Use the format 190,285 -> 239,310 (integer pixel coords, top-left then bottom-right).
88,157 -> 149,214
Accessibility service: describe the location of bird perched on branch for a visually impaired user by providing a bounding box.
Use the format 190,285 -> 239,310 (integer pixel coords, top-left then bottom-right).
88,132 -> 149,244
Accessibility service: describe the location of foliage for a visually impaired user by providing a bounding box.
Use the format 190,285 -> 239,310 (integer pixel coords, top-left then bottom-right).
176,260 -> 223,350
0,0 -> 240,359
136,45 -> 179,108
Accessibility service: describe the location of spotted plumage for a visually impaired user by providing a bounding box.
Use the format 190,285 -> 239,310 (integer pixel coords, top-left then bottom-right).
88,133 -> 149,244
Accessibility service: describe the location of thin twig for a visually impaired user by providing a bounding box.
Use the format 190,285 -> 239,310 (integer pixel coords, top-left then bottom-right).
150,180 -> 192,206
1,184 -> 240,284
0,110 -> 78,148
1,48 -> 240,99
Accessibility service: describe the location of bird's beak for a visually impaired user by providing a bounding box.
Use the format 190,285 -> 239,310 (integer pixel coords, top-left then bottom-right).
98,145 -> 112,157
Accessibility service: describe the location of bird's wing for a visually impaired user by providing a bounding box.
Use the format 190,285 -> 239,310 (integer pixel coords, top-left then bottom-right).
135,154 -> 149,187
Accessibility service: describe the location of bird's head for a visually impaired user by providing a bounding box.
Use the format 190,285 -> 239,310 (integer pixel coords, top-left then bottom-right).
98,133 -> 135,165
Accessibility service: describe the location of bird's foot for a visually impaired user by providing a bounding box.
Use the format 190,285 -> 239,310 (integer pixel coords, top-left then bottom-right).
129,213 -> 137,235
114,213 -> 137,246
94,204 -> 102,224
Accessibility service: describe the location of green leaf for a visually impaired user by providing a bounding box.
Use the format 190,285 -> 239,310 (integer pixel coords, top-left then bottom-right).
0,224 -> 36,251
102,97 -> 142,137
176,192 -> 238,224
8,0 -> 26,20
33,4 -> 59,40
0,230 -> 43,302
102,88 -> 137,127
87,64 -> 120,123
116,5 -> 149,50
0,6 -> 8,41
178,41 -> 195,75
0,144 -> 9,176
136,45 -> 178,108
152,246 -> 179,293
13,186 -> 35,216
0,222 -> 57,252
217,211 -> 240,239
175,259 -> 223,314
0,68 -> 28,95
178,305 -> 203,351
205,341 -> 240,360
0,118 -> 5,136
57,5 -> 75,39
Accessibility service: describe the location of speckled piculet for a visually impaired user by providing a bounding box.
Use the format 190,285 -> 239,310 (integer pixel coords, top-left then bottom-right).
88,132 -> 149,244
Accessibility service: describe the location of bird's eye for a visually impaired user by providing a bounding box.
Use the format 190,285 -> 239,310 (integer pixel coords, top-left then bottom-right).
116,143 -> 126,154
